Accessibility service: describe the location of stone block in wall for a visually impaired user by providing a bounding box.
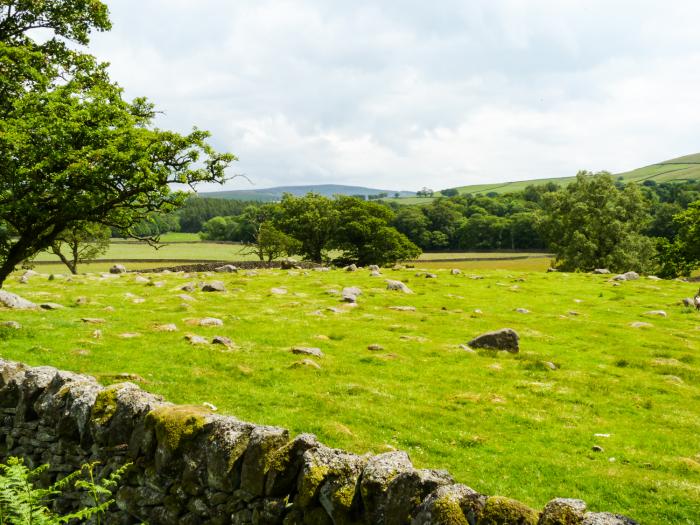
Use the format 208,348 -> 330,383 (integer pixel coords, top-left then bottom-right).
265,433 -> 320,497
205,418 -> 256,493
360,451 -> 414,523
296,445 -> 368,524
383,468 -> 455,525
480,496 -> 540,525
539,498 -> 587,525
240,424 -> 290,496
411,484 -> 486,525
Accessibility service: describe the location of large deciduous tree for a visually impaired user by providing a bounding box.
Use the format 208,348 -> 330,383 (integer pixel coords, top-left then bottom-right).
0,1 -> 236,286
538,172 -> 656,273
655,200 -> 700,278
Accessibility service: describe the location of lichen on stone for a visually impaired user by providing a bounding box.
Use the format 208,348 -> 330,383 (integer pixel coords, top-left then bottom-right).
146,404 -> 210,452
91,387 -> 119,426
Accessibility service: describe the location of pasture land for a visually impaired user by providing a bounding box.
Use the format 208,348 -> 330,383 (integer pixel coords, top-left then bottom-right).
1,268 -> 699,523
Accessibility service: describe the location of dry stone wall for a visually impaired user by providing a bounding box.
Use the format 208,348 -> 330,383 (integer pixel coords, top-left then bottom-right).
0,359 -> 638,525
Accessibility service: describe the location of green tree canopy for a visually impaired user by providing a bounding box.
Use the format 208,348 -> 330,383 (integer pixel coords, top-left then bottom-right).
0,1 -> 235,285
538,172 -> 656,273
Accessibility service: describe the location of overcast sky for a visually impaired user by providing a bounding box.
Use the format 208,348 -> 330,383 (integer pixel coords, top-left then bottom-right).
89,1 -> 700,192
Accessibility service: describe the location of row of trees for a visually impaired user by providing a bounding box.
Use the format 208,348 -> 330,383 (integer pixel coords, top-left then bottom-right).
197,173 -> 700,276
201,194 -> 421,265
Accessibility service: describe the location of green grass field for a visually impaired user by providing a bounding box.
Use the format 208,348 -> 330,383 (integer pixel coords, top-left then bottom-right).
1,267 -> 698,523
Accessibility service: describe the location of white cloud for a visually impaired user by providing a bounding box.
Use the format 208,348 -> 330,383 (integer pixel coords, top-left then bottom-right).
90,0 -> 700,191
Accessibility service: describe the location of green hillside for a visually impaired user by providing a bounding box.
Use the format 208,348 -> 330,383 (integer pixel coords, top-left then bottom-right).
200,184 -> 415,201
391,153 -> 700,203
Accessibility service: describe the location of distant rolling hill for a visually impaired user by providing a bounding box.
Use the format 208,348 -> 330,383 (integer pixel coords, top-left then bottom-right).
199,184 -> 416,201
441,152 -> 700,197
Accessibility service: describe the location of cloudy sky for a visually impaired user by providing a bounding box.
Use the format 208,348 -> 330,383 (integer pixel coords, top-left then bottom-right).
89,1 -> 700,192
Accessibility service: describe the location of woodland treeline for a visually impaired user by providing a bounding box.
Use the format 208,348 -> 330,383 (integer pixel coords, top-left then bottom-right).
134,174 -> 700,276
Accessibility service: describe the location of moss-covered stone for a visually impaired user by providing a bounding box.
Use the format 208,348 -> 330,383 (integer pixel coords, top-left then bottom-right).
480,496 -> 539,525
539,498 -> 586,525
298,464 -> 331,507
91,387 -> 119,426
146,404 -> 210,452
430,494 -> 469,524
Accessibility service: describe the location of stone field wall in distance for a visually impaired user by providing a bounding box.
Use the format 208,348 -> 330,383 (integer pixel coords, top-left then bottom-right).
0,359 -> 639,524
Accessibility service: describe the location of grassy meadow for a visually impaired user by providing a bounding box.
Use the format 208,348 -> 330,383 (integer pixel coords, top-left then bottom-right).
1,265 -> 699,523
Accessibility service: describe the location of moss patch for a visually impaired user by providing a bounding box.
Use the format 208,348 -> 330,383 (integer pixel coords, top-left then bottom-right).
432,494 -> 469,525
147,405 -> 210,452
480,496 -> 539,525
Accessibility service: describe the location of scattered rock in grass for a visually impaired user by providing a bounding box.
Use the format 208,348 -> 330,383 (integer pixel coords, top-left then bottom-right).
315,334 -> 330,340
75,296 -> 89,305
314,266 -> 330,272
345,264 -> 358,272
92,329 -> 102,339
594,433 -> 611,438
424,273 -> 437,279
451,269 -> 461,275
185,334 -> 209,345
593,269 -> 610,274
342,287 -> 361,303
270,287 -> 288,295
612,271 -> 640,281
573,299 -> 583,304
473,309 -> 483,315
202,402 -> 218,411
458,344 -> 476,354
81,318 -> 106,324
215,264 -> 238,273
629,322 -> 652,328
103,306 -> 114,312
369,265 -> 380,272
148,280 -> 165,288
540,498 -> 587,525
201,281 -> 226,292
370,270 -> 382,277
281,258 -> 300,270
212,336 -> 233,348
1,321 -> 21,329
547,268 -> 558,273
515,308 -> 530,314
134,275 -> 150,284
468,328 -> 519,353
327,307 -> 344,314
542,361 -> 557,370
290,358 -> 321,369
19,275 -> 29,284
22,269 -> 38,277
113,372 -> 146,382
119,333 -> 140,338
644,310 -> 667,317
664,375 -> 684,384
154,323 -> 178,332
399,335 -> 428,342
386,280 -> 412,293
177,294 -> 196,302
291,347 -> 324,358
389,305 -> 416,312
592,445 -> 604,452
39,302 -> 64,310
180,282 -> 196,292
568,311 -> 580,316
682,297 -> 695,307
199,317 -> 223,327
0,291 -> 37,310
647,275 -> 661,281
109,264 -> 127,274
392,264 -> 405,270
367,344 -> 384,351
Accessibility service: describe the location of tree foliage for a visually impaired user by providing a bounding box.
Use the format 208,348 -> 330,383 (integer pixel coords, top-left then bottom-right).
538,172 -> 656,272
656,201 -> 700,277
50,222 -> 110,274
